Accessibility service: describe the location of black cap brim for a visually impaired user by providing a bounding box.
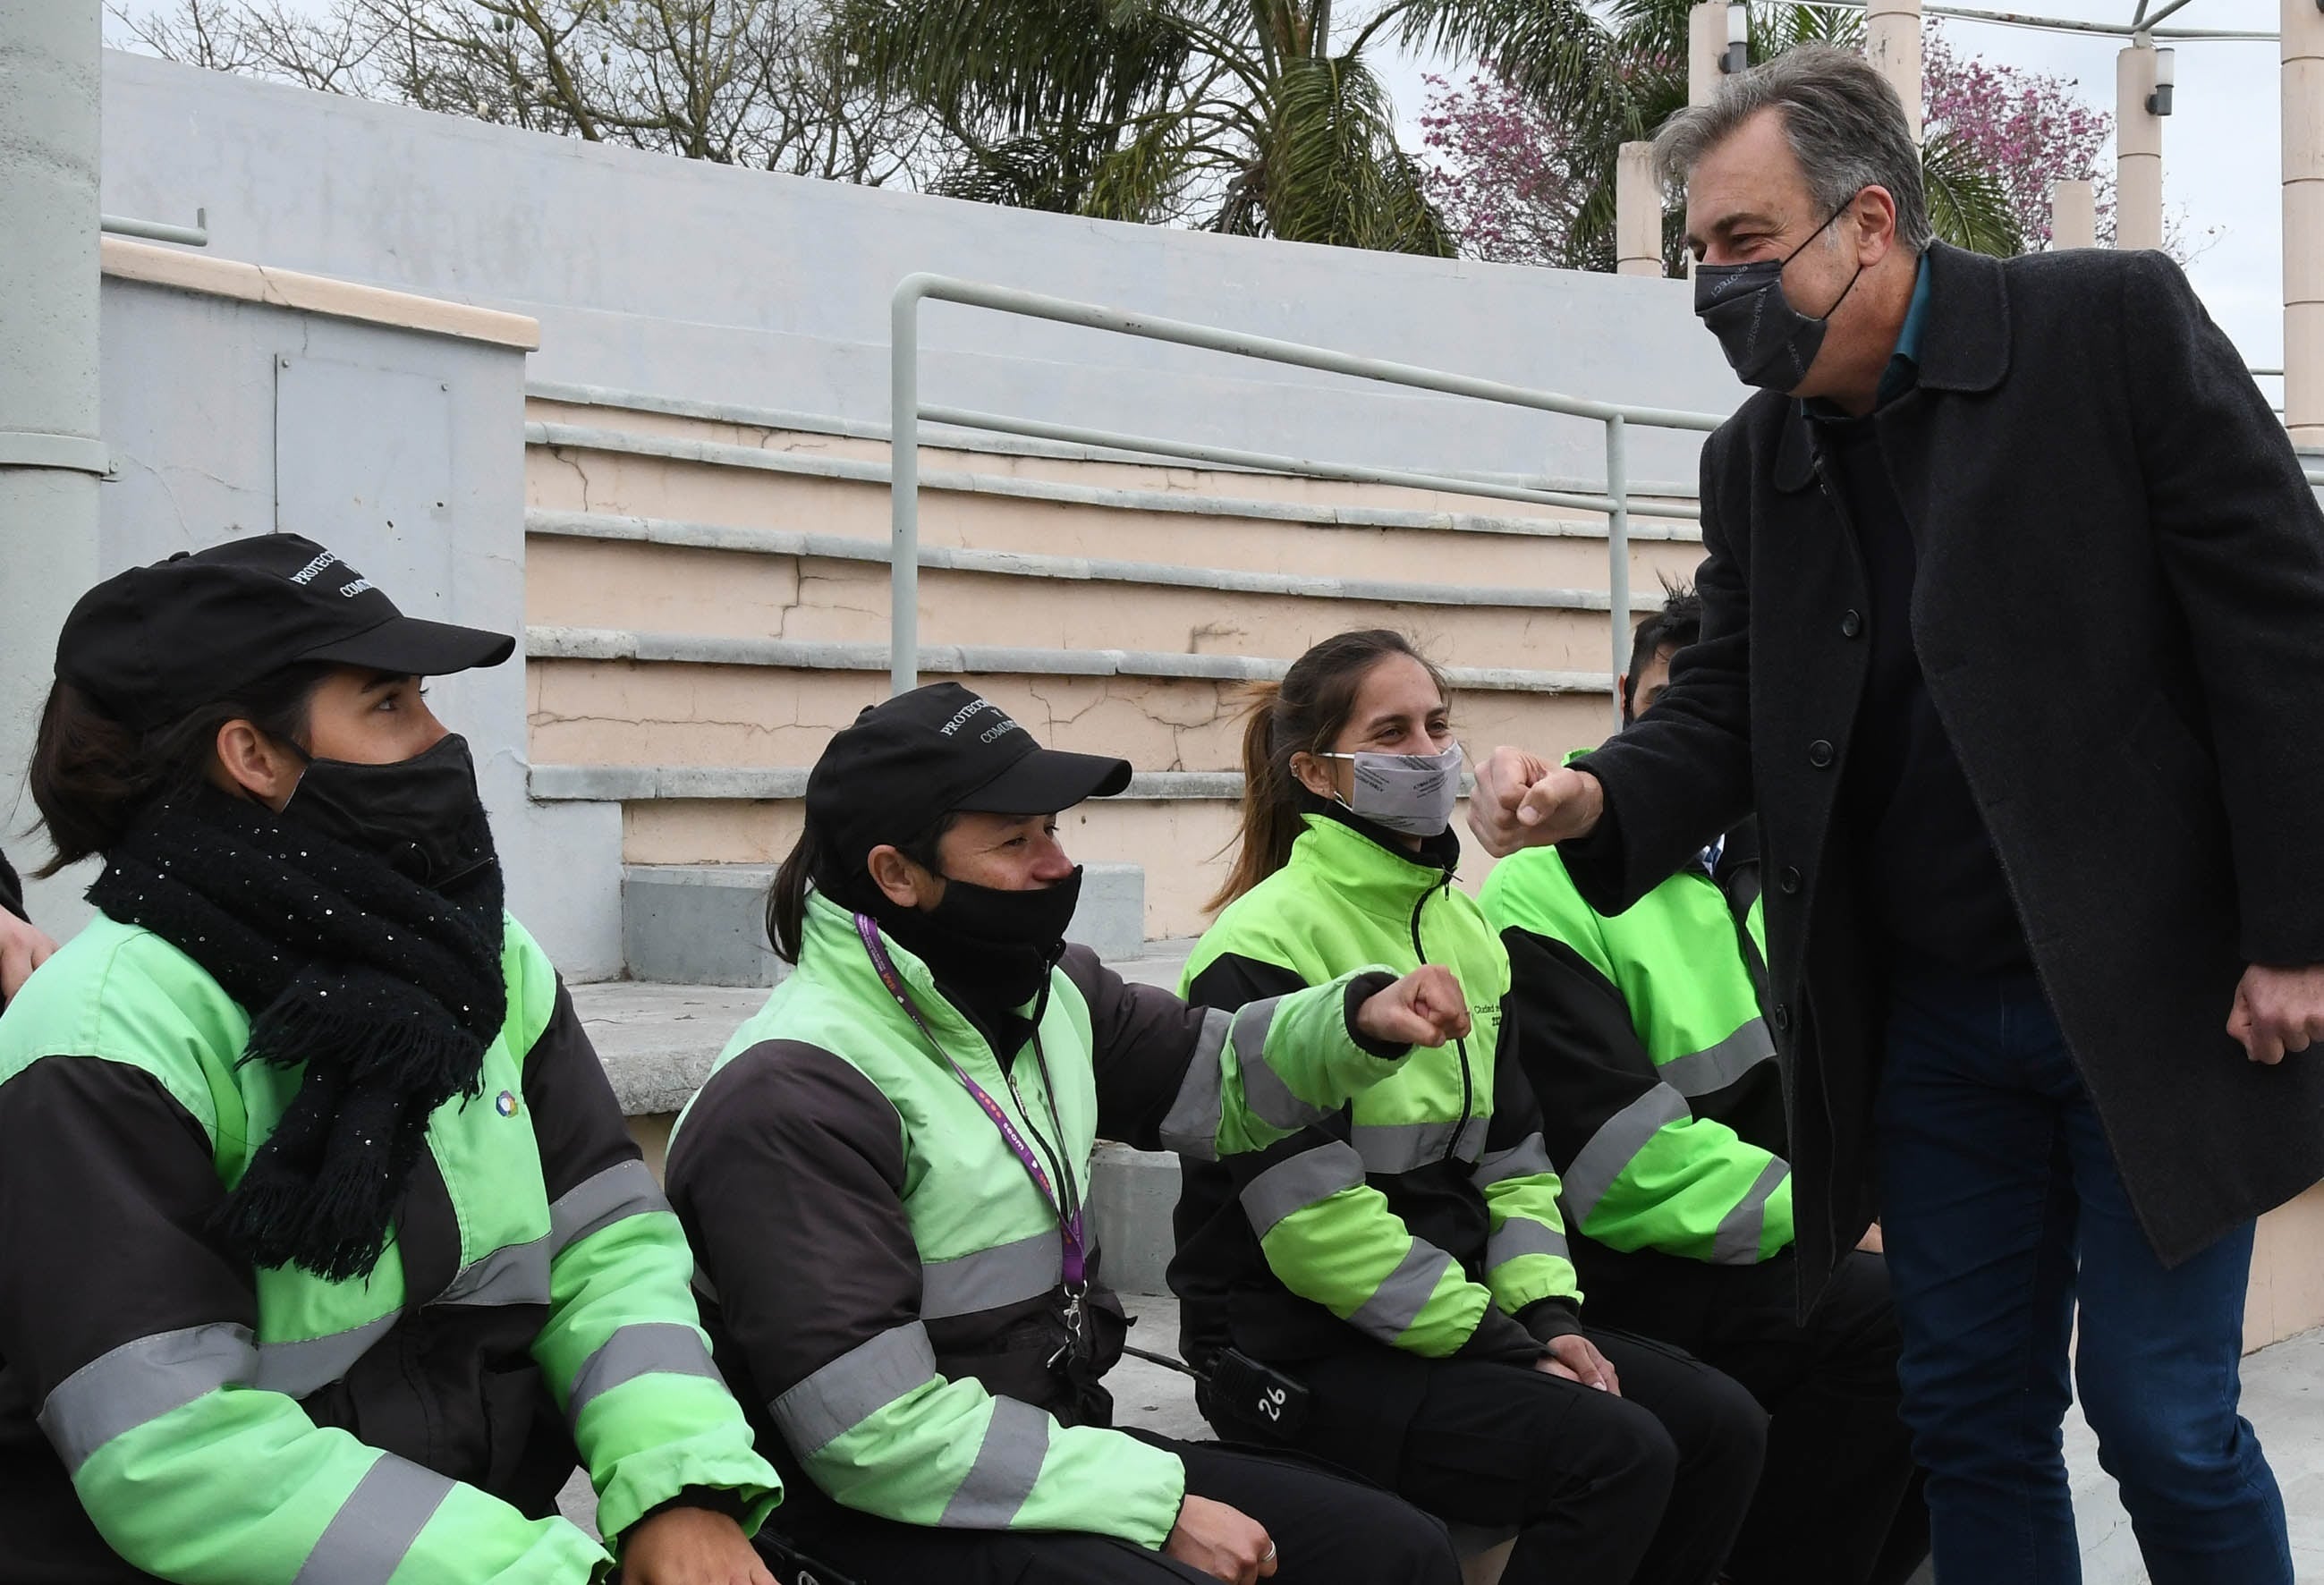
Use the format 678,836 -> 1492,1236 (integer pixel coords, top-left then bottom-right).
302,615 -> 515,678
955,747 -> 1132,815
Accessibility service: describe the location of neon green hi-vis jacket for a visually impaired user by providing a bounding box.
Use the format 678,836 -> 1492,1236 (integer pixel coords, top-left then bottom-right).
663,888 -> 1420,1551
0,909 -> 779,1584
1171,812 -> 1585,1373
1478,778 -> 1794,1268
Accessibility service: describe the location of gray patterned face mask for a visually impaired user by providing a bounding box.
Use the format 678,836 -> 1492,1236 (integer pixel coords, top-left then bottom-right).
1693,202 -> 1862,392
1321,742 -> 1465,836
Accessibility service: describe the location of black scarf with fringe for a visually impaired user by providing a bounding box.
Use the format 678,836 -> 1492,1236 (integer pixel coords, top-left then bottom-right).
89,789 -> 506,1282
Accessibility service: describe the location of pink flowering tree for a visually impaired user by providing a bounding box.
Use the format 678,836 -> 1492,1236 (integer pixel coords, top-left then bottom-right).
1420,17 -> 2119,269
1921,26 -> 2110,250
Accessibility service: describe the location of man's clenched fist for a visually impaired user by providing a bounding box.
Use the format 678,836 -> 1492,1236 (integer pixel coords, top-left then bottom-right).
1356,964 -> 1472,1048
1467,747 -> 1604,858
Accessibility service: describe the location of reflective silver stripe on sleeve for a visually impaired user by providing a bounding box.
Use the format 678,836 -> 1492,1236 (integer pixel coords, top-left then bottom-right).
1351,1116 -> 1491,1175
1486,1216 -> 1572,1269
920,1230 -> 1063,1320
1471,1132 -> 1556,1191
38,1323 -> 257,1472
437,1234 -> 554,1309
1656,1019 -> 1777,1098
290,1452 -> 456,1585
1557,1085 -> 1693,1229
550,1158 -> 670,1255
1158,1008 -> 1231,1158
937,1394 -> 1053,1529
1344,1242 -> 1457,1345
1710,1159 -> 1792,1266
1227,997 -> 1336,1132
566,1321 -> 721,1420
255,1313 -> 399,1400
1239,1140 -> 1368,1238
773,1321 -> 940,1457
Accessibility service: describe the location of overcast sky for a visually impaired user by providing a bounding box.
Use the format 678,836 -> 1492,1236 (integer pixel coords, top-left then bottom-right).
106,0 -> 2292,374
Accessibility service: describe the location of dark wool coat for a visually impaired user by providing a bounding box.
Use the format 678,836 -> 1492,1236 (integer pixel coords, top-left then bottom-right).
1560,242 -> 2324,1306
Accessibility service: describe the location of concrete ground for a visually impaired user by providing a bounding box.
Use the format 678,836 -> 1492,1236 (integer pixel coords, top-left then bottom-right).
566,1298 -> 2324,1581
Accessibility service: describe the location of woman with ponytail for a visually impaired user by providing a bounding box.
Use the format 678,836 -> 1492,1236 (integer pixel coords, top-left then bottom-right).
0,533 -> 778,1585
1170,630 -> 1767,1585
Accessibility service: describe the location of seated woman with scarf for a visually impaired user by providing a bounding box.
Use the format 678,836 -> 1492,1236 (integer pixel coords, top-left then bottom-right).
664,682 -> 1472,1585
0,534 -> 779,1584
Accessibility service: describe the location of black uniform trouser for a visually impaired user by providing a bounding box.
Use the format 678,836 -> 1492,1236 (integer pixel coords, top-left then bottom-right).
1209,1327 -> 1766,1585
760,1430 -> 1461,1585
1573,1246 -> 1930,1585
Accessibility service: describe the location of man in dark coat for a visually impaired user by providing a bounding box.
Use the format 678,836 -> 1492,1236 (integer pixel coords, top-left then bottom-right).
1470,45 -> 2323,1585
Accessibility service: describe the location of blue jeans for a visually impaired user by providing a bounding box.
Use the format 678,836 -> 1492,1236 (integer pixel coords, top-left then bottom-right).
1875,963 -> 2290,1585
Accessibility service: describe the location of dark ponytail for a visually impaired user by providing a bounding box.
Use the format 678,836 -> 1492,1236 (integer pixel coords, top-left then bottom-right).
27,665 -> 332,877
1206,630 -> 1448,912
767,809 -> 963,965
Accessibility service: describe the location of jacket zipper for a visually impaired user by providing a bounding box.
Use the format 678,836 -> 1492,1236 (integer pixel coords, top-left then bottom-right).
1408,874 -> 1473,1163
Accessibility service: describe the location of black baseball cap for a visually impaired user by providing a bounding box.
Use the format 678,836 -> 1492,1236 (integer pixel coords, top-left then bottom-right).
56,533 -> 514,730
807,683 -> 1131,864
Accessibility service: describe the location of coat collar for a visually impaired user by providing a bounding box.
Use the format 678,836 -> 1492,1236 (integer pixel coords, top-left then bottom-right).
1770,242 -> 2011,495
1288,811 -> 1455,920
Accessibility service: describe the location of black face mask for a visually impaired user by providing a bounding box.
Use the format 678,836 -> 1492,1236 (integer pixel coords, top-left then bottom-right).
1693,203 -> 1863,392
282,733 -> 496,891
878,866 -> 1085,1020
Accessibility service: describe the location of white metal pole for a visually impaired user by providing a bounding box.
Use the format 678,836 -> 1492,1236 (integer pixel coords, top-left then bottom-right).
1605,416 -> 1631,733
2285,0 -> 2324,446
1867,0 -> 1926,144
1616,143 -> 1664,277
1690,0 -> 1729,106
2116,43 -> 2165,250
2048,178 -> 2098,248
889,284 -> 922,697
0,0 -> 105,916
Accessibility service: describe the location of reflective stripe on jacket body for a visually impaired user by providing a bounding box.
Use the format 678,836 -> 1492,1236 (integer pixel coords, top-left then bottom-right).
665,888 -> 1412,1551
0,909 -> 777,1585
1480,809 -> 1794,1268
1171,812 -> 1583,1373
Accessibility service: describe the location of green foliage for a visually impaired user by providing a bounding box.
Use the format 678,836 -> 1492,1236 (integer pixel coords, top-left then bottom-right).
836,0 -> 1453,252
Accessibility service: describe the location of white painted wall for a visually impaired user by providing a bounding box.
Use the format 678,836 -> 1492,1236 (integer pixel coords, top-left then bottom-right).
91,276 -> 624,977
98,50 -> 1739,487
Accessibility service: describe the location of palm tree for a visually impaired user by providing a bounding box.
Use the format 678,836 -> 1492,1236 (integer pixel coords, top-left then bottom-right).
844,0 -> 2019,263
1403,0 -> 2022,267
838,1 -> 1455,252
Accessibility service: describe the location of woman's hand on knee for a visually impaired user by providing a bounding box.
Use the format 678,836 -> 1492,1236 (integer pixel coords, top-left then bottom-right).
620,1505 -> 774,1585
1534,1335 -> 1621,1395
1166,1494 -> 1279,1584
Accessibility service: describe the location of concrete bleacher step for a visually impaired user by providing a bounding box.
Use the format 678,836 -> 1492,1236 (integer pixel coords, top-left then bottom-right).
556,1276 -> 2324,1585
523,391 -> 1701,945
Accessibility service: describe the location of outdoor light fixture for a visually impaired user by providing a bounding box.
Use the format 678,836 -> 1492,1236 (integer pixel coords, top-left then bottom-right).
1724,0 -> 1750,73
2147,47 -> 2176,116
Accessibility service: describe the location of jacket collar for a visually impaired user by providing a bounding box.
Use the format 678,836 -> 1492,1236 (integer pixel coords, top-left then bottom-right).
1771,242 -> 2010,495
1290,810 -> 1456,920
801,887 -> 1015,1059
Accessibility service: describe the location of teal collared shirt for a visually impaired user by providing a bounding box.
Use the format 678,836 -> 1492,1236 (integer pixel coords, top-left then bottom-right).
1808,252 -> 1931,419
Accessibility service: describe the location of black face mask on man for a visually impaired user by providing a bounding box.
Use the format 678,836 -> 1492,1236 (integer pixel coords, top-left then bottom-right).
282,733 -> 497,891
1693,200 -> 1864,392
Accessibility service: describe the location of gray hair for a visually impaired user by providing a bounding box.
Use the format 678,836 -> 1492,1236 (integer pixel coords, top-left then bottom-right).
1653,44 -> 1932,252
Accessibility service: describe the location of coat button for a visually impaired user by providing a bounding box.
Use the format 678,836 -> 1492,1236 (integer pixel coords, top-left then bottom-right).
1779,866 -> 1802,894
1808,739 -> 1835,768
1841,609 -> 1863,639
1772,1003 -> 1793,1033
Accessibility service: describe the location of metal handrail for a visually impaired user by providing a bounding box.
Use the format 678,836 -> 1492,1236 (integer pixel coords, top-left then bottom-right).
891,273 -> 1731,727
99,208 -> 208,248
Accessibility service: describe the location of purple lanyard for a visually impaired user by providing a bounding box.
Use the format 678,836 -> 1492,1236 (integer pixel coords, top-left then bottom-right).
854,912 -> 1088,1289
